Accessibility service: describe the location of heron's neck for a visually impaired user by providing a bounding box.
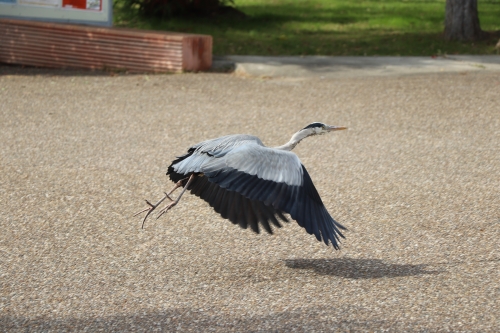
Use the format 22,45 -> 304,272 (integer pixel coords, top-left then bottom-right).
274,130 -> 312,151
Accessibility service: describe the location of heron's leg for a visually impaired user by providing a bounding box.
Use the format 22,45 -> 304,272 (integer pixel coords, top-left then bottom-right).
156,174 -> 196,220
134,176 -> 190,229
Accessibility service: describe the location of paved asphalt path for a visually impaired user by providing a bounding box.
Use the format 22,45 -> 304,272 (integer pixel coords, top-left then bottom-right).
0,61 -> 499,332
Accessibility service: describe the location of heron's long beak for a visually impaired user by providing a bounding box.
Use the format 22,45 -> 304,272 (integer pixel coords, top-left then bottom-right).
328,126 -> 347,131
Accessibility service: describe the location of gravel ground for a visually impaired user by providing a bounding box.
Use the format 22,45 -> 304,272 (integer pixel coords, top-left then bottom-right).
0,65 -> 499,332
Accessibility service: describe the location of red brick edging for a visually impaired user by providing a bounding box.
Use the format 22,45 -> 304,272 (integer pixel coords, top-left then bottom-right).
0,19 -> 212,73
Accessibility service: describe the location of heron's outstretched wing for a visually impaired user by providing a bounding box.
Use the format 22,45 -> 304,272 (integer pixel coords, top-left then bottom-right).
167,135 -> 290,235
206,163 -> 345,248
188,175 -> 290,235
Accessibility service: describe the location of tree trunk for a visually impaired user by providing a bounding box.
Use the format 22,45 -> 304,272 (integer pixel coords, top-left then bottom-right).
444,0 -> 485,41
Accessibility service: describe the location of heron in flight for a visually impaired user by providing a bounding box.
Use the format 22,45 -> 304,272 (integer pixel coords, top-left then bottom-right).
135,122 -> 348,249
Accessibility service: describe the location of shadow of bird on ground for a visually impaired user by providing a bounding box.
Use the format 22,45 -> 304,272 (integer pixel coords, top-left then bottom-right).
284,258 -> 441,279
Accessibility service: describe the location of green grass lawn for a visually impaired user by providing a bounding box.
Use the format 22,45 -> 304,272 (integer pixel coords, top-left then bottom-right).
114,0 -> 500,56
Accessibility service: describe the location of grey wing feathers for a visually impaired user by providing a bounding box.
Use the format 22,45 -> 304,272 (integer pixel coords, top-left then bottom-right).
202,144 -> 303,186
173,136 -> 303,186
172,135 -> 264,176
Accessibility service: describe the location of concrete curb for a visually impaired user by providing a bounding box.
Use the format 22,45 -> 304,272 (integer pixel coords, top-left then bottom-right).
212,55 -> 500,78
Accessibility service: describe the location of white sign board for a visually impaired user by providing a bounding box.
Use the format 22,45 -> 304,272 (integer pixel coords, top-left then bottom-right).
0,0 -> 112,26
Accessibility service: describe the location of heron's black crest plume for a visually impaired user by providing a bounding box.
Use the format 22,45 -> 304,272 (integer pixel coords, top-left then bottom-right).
302,122 -> 325,130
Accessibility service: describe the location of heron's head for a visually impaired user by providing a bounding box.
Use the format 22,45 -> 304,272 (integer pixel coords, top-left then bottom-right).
277,122 -> 347,151
301,122 -> 347,136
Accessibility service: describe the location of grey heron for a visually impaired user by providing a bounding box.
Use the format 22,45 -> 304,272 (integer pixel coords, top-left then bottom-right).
135,122 -> 348,249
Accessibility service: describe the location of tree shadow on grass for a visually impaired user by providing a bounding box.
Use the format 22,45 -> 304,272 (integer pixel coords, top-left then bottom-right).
284,258 -> 441,279
116,1 -> 446,31
115,0 -> 500,56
